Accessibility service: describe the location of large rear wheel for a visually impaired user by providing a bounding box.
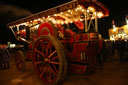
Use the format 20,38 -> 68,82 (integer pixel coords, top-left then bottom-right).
32,36 -> 67,85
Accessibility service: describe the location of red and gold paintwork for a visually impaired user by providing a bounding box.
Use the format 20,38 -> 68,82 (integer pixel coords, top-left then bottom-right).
7,0 -> 109,84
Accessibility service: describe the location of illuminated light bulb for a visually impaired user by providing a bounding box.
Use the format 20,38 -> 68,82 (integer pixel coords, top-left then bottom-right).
54,14 -> 57,16
126,18 -> 128,26
92,17 -> 95,19
65,21 -> 68,24
61,21 -> 64,25
90,7 -> 94,11
26,22 -> 29,24
66,14 -> 69,16
76,5 -> 80,10
38,18 -> 41,21
34,19 -> 38,22
22,29 -> 26,32
80,19 -> 83,21
42,17 -> 45,19
82,9 -> 84,12
88,6 -> 95,12
77,7 -> 80,10
9,26 -> 12,28
70,21 -> 73,23
68,10 -> 71,12
40,19 -> 43,22
52,19 -> 56,24
87,10 -> 90,13
79,6 -> 82,10
75,9 -> 78,12
113,28 -> 116,32
60,12 -> 63,14
113,25 -> 116,32
23,23 -> 27,26
97,12 -> 103,18
49,18 -> 52,21
94,12 -> 97,17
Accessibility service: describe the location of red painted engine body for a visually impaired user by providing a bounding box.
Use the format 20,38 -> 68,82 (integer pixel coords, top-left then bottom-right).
33,22 -> 100,74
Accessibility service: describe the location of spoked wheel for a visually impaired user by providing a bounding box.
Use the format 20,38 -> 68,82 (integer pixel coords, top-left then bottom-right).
15,50 -> 25,72
32,36 -> 67,85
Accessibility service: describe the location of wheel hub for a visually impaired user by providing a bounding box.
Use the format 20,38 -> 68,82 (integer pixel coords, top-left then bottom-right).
44,58 -> 49,62
44,58 -> 50,62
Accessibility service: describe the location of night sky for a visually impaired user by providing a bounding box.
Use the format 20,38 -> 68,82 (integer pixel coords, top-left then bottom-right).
0,0 -> 128,44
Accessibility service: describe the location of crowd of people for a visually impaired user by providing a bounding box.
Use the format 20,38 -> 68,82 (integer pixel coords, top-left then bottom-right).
115,39 -> 128,62
97,39 -> 128,66
0,45 -> 10,70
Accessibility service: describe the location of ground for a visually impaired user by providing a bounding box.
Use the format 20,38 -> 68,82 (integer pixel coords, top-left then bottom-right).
0,50 -> 128,85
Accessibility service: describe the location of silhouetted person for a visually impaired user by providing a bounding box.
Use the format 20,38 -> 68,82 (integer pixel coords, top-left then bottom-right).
102,40 -> 107,62
124,40 -> 128,60
1,45 -> 10,69
0,47 -> 3,70
96,34 -> 103,66
116,40 -> 125,63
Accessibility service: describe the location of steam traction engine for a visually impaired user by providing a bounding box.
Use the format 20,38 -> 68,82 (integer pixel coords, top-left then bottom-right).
7,0 -> 109,85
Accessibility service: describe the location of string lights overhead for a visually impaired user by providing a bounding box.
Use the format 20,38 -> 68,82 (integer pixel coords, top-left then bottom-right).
9,5 -> 104,29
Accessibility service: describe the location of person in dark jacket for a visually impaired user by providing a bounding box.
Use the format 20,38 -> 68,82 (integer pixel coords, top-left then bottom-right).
1,45 -> 10,69
0,47 -> 3,70
116,40 -> 125,63
96,34 -> 104,66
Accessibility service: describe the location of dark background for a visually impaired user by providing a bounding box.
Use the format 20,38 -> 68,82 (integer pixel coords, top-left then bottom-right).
0,0 -> 128,44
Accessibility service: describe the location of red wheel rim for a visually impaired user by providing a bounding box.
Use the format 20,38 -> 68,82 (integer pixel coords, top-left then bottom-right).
15,53 -> 24,71
33,38 -> 60,83
38,22 -> 55,37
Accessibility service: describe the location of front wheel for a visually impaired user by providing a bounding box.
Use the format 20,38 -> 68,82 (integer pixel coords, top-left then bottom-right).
15,50 -> 25,72
32,35 -> 67,85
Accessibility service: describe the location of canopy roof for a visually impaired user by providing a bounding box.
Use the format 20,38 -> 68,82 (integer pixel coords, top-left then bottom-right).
7,0 -> 109,28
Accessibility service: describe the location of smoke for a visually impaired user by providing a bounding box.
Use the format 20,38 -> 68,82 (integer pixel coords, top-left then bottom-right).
0,3 -> 32,17
0,3 -> 33,23
0,3 -> 33,43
